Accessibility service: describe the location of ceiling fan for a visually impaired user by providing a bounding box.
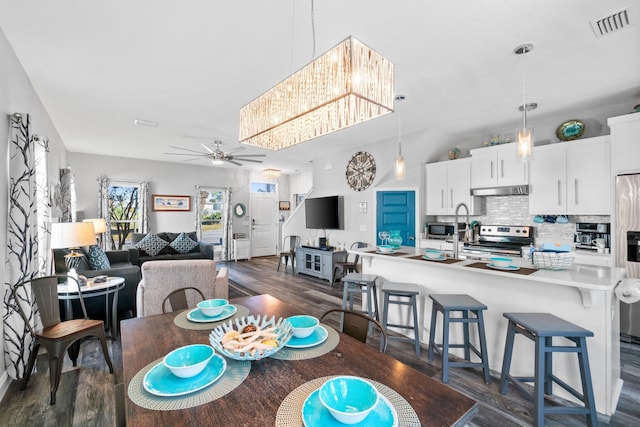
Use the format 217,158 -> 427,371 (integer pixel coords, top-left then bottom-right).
165,138 -> 265,166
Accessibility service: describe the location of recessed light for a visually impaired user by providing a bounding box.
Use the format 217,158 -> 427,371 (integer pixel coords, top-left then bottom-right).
134,119 -> 158,128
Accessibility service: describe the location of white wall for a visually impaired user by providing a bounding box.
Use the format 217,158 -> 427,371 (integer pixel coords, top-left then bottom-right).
67,152 -> 290,239
0,28 -> 67,398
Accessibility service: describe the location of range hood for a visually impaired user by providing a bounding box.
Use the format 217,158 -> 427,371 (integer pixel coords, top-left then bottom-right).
471,185 -> 529,196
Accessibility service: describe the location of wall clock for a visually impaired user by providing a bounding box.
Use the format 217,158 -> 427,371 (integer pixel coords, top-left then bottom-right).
346,151 -> 376,191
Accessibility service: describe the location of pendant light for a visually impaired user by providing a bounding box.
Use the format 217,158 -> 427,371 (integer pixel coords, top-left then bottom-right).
514,43 -> 537,161
395,95 -> 405,180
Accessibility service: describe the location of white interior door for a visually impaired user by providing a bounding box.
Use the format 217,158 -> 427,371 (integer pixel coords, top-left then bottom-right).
250,192 -> 278,257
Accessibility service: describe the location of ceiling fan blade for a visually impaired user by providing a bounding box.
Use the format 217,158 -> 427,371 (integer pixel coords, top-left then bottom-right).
233,154 -> 266,158
225,159 -> 242,166
182,134 -> 215,141
181,157 -> 206,162
226,146 -> 246,155
201,143 -> 215,153
163,152 -> 206,156
167,145 -> 208,155
233,158 -> 263,163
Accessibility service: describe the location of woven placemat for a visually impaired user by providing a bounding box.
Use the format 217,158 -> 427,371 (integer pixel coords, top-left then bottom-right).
128,358 -> 251,411
275,375 -> 420,427
173,304 -> 250,330
271,324 -> 339,361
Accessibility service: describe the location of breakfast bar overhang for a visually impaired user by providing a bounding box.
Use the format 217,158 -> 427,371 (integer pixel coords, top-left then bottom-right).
351,247 -> 625,418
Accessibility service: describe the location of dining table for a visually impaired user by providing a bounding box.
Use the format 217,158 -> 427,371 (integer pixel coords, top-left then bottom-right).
121,294 -> 478,426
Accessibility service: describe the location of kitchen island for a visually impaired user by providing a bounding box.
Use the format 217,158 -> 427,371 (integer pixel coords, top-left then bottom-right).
351,246 -> 625,418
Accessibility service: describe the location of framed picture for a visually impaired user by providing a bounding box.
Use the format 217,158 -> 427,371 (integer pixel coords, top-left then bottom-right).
279,201 -> 290,211
152,194 -> 191,211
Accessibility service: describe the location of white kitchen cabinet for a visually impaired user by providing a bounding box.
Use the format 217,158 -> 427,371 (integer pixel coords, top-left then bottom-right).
470,144 -> 528,188
426,158 -> 479,215
608,112 -> 640,174
529,136 -> 610,215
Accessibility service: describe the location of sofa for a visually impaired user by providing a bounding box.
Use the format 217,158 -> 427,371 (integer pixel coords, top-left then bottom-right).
53,247 -> 142,320
128,232 -> 214,267
136,259 -> 229,317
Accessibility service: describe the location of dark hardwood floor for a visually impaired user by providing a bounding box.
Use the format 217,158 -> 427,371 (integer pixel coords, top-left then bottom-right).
1,256 -> 638,426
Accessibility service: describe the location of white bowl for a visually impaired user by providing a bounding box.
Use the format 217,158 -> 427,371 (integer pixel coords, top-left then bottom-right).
319,376 -> 379,424
424,249 -> 443,259
490,257 -> 512,268
197,298 -> 228,317
288,315 -> 319,338
377,245 -> 395,253
163,344 -> 214,378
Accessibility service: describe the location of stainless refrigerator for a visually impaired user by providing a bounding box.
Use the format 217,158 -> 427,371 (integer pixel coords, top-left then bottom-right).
616,174 -> 640,342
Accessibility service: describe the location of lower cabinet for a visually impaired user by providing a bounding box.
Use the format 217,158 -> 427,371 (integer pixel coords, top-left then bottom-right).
232,238 -> 250,261
295,247 -> 346,281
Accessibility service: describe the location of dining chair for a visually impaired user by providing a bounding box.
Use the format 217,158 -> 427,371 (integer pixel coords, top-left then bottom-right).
320,308 -> 387,353
162,286 -> 206,313
331,241 -> 369,286
277,235 -> 301,273
9,275 -> 114,405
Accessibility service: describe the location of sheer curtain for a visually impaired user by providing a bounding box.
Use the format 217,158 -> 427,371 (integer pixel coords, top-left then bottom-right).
139,180 -> 150,234
3,113 -> 50,380
97,175 -> 112,250
194,185 -> 203,239
59,167 -> 76,222
221,187 -> 232,261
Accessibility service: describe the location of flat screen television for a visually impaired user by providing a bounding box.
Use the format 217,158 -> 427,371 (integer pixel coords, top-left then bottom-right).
305,196 -> 344,229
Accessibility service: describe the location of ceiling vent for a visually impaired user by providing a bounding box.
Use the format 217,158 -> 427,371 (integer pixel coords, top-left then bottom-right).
590,7 -> 634,37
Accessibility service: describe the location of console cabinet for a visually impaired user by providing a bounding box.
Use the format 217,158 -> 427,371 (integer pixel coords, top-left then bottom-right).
295,247 -> 346,281
528,136 -> 610,215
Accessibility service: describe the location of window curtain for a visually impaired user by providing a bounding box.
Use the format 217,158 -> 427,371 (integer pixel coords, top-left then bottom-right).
34,135 -> 53,275
97,175 -> 112,251
139,180 -> 150,234
3,113 -> 50,380
59,167 -> 76,222
194,185 -> 203,240
221,187 -> 232,261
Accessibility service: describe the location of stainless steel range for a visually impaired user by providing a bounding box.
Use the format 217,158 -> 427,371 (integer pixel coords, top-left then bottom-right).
462,225 -> 534,257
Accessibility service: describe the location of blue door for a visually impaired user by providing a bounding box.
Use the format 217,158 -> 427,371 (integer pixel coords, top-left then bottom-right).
376,191 -> 416,247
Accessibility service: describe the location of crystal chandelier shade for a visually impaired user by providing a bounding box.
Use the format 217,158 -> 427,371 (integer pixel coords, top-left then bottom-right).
239,36 -> 395,151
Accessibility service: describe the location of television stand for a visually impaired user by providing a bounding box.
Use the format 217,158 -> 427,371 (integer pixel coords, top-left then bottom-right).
295,246 -> 345,282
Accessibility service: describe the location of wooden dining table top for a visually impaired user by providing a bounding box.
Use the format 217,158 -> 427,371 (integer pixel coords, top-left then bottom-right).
121,294 -> 478,426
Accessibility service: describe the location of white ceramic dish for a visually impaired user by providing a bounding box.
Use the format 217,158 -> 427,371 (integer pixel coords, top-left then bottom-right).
422,255 -> 446,262
487,263 -> 520,271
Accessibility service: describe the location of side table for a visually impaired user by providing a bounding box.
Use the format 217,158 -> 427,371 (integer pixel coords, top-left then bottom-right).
57,276 -> 125,339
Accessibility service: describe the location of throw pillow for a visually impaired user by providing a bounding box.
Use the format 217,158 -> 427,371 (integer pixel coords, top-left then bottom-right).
170,232 -> 199,254
86,245 -> 111,270
135,233 -> 169,257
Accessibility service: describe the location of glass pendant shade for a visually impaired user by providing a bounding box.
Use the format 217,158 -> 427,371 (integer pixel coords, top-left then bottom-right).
517,127 -> 533,160
239,36 -> 395,151
395,156 -> 405,180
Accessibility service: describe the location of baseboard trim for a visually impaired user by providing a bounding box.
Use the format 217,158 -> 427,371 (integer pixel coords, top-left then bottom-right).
0,370 -> 11,402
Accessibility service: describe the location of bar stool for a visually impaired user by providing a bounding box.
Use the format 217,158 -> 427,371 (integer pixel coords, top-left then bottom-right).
380,282 -> 421,356
499,313 -> 598,427
341,273 -> 379,336
428,294 -> 490,384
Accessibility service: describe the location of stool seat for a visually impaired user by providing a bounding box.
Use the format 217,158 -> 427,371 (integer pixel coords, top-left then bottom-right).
499,312 -> 598,427
341,273 -> 379,337
381,282 -> 421,356
428,294 -> 490,384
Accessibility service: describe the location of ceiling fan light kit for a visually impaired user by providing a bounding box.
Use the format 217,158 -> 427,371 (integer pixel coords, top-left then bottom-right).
238,36 -> 395,151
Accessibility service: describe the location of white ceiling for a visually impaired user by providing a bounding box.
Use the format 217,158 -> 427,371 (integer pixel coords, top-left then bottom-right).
1,0 -> 639,174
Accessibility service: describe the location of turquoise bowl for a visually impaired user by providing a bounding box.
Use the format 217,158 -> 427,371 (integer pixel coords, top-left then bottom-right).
490,257 -> 512,268
288,315 -> 319,338
319,376 -> 379,424
424,249 -> 443,259
197,298 -> 228,317
163,344 -> 215,378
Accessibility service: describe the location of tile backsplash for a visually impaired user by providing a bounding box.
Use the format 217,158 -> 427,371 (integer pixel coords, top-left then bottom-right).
434,195 -> 610,246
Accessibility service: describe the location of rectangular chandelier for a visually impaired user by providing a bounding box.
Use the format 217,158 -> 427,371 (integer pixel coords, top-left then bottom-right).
239,36 -> 394,151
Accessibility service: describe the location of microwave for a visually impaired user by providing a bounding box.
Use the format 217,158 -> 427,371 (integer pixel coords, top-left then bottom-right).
427,223 -> 465,239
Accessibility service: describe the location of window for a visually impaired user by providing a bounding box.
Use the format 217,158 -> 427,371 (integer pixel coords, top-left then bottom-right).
109,183 -> 141,249
250,182 -> 277,193
198,188 -> 225,245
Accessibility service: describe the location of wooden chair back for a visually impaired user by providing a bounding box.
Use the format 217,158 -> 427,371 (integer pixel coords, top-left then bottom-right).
320,308 -> 387,353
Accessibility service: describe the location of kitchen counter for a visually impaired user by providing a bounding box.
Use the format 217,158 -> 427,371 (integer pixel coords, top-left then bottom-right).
350,246 -> 624,418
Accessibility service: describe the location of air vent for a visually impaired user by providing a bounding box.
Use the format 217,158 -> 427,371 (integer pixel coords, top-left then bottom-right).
590,7 -> 634,37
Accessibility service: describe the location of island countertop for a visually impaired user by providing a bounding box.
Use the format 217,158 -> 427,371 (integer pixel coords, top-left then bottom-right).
348,245 -> 625,418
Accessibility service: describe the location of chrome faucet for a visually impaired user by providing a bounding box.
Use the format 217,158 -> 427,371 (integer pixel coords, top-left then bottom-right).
453,202 -> 469,260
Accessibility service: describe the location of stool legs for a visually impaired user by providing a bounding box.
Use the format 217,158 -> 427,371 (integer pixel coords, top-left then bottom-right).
577,337 -> 598,427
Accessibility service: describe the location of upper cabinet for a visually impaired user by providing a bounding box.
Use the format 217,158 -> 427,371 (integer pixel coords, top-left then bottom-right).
529,136 -> 610,215
426,158 -> 480,215
608,112 -> 640,175
470,144 -> 529,189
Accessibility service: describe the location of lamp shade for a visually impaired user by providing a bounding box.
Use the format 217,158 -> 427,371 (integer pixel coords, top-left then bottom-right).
51,222 -> 97,249
83,218 -> 107,234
